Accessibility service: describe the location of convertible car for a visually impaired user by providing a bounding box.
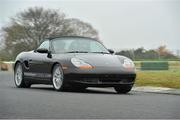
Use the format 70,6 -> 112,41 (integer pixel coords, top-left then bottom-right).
14,36 -> 136,93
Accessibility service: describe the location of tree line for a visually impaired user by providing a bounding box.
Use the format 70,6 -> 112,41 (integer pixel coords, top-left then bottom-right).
0,7 -> 179,61
116,45 -> 179,60
0,7 -> 98,60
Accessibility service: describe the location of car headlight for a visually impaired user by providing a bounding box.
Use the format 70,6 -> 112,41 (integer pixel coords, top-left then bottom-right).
71,58 -> 94,69
122,58 -> 135,68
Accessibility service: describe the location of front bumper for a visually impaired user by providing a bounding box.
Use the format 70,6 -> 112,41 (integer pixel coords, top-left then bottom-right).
64,73 -> 136,87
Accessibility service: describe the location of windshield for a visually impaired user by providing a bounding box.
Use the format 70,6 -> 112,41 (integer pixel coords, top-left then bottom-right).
51,37 -> 109,54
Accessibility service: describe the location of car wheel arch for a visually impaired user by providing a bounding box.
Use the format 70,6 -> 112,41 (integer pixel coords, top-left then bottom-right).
14,61 -> 22,70
51,62 -> 63,74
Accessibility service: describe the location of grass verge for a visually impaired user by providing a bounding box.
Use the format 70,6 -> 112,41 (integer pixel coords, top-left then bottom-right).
135,70 -> 180,89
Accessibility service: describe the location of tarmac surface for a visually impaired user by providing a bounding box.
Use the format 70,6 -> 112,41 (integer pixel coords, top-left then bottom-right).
0,71 -> 180,119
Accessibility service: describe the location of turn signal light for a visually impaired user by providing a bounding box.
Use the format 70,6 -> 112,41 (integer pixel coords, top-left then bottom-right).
79,66 -> 95,69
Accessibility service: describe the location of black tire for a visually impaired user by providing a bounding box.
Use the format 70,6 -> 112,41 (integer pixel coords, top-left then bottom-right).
52,64 -> 65,91
114,85 -> 133,94
14,62 -> 31,88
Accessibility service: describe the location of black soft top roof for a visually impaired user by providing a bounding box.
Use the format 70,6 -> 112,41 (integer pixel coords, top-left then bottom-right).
46,36 -> 97,41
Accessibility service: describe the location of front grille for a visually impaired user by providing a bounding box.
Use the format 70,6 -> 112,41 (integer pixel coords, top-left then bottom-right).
99,79 -> 121,83
83,75 -> 134,83
66,74 -> 136,83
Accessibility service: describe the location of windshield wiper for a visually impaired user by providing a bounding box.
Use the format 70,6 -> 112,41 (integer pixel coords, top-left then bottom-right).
66,51 -> 89,53
66,51 -> 110,54
91,52 -> 110,54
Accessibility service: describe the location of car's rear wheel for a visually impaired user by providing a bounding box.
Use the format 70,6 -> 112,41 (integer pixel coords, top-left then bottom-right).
14,62 -> 31,88
114,85 -> 133,94
52,64 -> 64,91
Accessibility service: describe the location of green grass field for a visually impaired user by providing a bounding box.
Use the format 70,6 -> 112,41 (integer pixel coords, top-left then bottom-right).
134,61 -> 180,89
135,71 -> 180,89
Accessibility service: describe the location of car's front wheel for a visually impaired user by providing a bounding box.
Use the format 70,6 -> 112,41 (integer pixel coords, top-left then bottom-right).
52,64 -> 64,91
114,85 -> 133,94
14,62 -> 31,88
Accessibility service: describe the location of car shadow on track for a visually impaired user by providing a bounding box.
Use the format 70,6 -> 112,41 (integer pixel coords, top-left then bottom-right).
29,86 -> 133,95
12,85 -> 134,95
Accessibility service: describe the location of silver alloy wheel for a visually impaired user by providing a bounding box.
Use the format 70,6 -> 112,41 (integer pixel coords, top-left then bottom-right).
15,64 -> 23,86
52,66 -> 63,90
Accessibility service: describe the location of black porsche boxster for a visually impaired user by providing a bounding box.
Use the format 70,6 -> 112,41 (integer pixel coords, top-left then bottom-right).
14,36 -> 136,93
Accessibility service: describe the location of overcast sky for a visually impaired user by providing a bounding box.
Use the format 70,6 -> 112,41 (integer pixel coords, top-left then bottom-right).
0,0 -> 179,50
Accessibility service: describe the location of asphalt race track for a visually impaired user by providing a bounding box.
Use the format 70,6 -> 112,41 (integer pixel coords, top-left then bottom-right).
0,71 -> 180,119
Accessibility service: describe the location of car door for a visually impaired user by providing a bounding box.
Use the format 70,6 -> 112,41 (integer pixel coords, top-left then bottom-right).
28,40 -> 52,80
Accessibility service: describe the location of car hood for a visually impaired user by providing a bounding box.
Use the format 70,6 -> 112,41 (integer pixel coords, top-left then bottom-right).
73,53 -> 123,67
53,53 -> 128,67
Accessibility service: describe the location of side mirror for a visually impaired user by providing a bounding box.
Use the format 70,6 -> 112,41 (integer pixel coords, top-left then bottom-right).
36,48 -> 49,53
36,48 -> 52,58
108,49 -> 114,54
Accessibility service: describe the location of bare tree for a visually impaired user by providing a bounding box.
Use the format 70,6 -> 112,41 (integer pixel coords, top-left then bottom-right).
156,45 -> 177,59
63,18 -> 98,38
1,7 -> 98,60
